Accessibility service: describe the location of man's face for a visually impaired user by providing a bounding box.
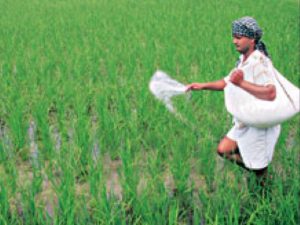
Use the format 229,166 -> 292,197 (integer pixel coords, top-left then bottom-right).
233,35 -> 255,54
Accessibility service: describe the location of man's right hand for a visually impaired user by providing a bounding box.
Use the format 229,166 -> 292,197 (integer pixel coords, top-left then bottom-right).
185,83 -> 206,92
186,80 -> 226,92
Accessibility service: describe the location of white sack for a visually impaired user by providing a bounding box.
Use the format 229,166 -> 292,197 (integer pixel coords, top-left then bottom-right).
149,70 -> 187,112
224,67 -> 300,128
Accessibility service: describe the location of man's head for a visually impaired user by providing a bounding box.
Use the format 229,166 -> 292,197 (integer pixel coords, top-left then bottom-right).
232,17 -> 263,55
232,17 -> 263,40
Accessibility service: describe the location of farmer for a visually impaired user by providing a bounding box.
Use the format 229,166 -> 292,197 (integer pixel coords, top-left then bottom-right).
186,17 -> 281,186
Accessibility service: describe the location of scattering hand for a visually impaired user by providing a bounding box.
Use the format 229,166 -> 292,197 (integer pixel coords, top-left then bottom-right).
186,83 -> 205,91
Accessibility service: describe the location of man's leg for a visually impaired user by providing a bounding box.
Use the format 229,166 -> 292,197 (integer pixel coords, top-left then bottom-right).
217,136 -> 248,170
252,167 -> 268,187
218,137 -> 271,189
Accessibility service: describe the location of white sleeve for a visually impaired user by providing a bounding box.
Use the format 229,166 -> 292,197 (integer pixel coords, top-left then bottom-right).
224,75 -> 230,84
224,69 -> 235,84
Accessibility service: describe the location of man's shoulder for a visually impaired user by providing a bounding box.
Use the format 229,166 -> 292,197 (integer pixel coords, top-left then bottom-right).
249,50 -> 271,67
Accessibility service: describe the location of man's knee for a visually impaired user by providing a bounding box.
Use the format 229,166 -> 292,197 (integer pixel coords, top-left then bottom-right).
217,142 -> 229,155
217,137 -> 237,155
217,145 -> 228,158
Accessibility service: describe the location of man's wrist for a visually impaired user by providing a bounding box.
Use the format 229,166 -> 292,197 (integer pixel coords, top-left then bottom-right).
237,80 -> 246,87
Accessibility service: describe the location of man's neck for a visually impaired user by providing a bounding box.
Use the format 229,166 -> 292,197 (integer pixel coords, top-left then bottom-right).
242,48 -> 255,62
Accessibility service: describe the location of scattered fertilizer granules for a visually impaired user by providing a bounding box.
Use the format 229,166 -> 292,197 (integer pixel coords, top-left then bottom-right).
149,70 -> 188,113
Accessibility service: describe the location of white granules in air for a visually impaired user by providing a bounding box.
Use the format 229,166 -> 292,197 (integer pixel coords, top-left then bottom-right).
149,70 -> 188,113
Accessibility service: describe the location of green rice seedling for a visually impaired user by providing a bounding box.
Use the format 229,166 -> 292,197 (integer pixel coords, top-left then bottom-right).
169,146 -> 193,213
167,200 -> 180,225
0,179 -> 10,224
0,0 -> 299,223
131,170 -> 169,224
71,98 -> 93,179
2,157 -> 18,201
89,156 -> 124,224
132,151 -> 169,224
119,141 -> 140,221
54,153 -> 76,224
5,97 -> 27,157
31,100 -> 54,161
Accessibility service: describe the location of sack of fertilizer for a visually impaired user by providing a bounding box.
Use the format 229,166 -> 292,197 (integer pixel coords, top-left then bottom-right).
224,63 -> 300,128
149,70 -> 188,113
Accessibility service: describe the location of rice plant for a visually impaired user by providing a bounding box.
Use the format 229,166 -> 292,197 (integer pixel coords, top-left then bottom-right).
0,0 -> 299,224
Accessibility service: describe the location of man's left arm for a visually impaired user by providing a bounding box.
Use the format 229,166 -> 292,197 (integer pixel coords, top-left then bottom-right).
230,69 -> 276,101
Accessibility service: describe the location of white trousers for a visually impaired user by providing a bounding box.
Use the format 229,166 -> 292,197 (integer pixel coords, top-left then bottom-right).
227,124 -> 281,169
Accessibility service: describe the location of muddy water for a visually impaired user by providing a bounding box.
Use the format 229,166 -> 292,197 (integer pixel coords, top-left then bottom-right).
28,120 -> 39,168
103,153 -> 122,200
286,126 -> 298,151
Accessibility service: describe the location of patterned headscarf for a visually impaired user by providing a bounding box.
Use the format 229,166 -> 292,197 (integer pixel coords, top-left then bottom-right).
232,16 -> 269,57
232,16 -> 262,40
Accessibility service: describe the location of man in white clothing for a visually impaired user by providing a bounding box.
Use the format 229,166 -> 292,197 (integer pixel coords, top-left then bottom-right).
186,17 -> 281,186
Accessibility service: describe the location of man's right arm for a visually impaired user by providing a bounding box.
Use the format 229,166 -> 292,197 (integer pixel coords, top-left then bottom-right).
186,79 -> 227,91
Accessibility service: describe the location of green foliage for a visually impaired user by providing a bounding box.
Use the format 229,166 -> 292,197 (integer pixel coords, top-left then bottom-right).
0,0 -> 299,224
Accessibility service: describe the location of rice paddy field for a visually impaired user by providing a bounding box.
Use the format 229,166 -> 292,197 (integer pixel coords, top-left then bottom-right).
0,0 -> 299,224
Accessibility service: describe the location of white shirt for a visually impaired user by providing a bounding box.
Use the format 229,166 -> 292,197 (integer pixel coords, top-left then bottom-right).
224,50 -> 281,169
